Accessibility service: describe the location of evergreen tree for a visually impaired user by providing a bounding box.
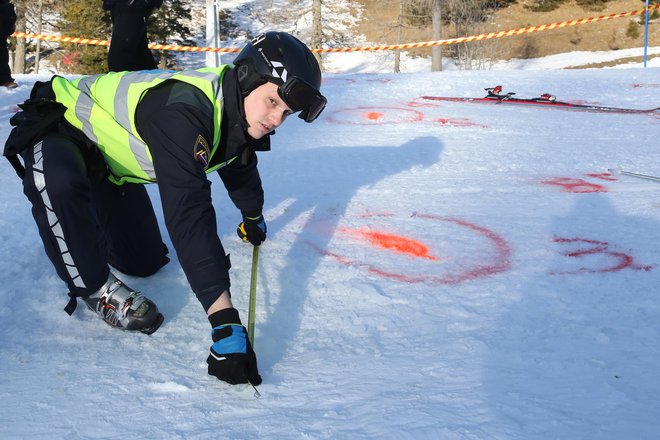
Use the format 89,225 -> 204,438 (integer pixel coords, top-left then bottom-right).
57,0 -> 110,74
148,0 -> 193,68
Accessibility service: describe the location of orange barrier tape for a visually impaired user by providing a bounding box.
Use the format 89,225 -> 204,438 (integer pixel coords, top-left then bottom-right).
10,5 -> 660,54
320,4 -> 660,53
10,32 -> 240,53
11,33 -> 111,47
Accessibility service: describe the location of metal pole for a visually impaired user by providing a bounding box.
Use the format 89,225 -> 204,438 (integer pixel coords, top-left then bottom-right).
213,0 -> 220,67
205,0 -> 220,67
609,168 -> 660,183
247,245 -> 259,346
644,0 -> 649,68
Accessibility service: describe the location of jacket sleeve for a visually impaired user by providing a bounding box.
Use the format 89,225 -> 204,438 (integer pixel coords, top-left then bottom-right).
218,150 -> 264,217
135,82 -> 231,301
101,0 -> 118,10
0,4 -> 16,34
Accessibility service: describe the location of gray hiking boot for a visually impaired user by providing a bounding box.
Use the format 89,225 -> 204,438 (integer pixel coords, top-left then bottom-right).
83,273 -> 163,334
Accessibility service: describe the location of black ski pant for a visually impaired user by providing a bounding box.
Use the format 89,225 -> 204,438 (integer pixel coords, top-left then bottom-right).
0,36 -> 13,84
21,132 -> 169,300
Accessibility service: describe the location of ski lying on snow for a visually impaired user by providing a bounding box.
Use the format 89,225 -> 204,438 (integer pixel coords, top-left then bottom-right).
421,86 -> 660,115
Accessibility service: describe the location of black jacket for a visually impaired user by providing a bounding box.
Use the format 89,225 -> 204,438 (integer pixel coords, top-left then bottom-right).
0,1 -> 16,37
134,67 -> 268,302
102,0 -> 162,11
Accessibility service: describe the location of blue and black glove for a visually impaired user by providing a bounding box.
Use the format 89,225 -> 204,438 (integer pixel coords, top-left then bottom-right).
237,212 -> 267,246
207,308 -> 262,385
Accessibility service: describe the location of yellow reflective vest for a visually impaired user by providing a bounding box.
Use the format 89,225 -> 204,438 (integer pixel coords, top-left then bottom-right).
51,66 -> 231,185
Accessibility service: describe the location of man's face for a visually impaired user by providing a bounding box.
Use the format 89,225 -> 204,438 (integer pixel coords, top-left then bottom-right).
243,81 -> 293,139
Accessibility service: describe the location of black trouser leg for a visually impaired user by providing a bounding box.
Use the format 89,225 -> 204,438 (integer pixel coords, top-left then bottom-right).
108,8 -> 157,72
21,134 -> 168,298
91,179 -> 170,277
0,37 -> 13,83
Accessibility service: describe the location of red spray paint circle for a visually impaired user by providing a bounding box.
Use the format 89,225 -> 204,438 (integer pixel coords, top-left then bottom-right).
308,213 -> 512,285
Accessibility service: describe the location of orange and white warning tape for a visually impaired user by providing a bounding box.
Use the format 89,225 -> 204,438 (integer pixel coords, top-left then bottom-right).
11,33 -> 111,47
320,4 -> 660,53
10,4 -> 660,54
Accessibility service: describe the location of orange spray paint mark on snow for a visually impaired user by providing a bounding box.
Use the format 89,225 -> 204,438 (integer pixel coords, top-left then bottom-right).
340,228 -> 438,261
365,111 -> 384,120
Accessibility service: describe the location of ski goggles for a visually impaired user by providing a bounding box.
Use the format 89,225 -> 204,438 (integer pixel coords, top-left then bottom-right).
277,76 -> 327,123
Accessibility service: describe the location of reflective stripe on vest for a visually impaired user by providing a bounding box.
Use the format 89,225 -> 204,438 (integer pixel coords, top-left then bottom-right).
51,66 -> 231,185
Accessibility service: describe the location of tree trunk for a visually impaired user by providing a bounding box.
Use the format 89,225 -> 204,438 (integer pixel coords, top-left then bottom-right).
394,0 -> 403,73
312,0 -> 323,71
35,0 -> 43,73
13,6 -> 26,74
431,0 -> 442,71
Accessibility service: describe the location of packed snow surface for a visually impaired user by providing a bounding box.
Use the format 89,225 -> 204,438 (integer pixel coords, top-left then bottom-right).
1,49 -> 659,439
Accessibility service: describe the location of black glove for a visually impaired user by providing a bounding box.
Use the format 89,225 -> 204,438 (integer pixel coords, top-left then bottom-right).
237,212 -> 267,246
207,308 -> 262,385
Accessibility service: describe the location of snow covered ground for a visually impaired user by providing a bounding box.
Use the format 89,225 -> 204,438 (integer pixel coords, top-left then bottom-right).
1,49 -> 659,439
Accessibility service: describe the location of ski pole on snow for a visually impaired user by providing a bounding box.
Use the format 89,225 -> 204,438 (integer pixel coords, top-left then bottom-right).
609,167 -> 660,183
247,245 -> 259,346
237,228 -> 261,397
245,245 -> 261,398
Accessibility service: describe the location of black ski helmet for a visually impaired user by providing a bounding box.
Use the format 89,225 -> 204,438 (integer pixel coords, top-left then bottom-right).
233,31 -> 326,123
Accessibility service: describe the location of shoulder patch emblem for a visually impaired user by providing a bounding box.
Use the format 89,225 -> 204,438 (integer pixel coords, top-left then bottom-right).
194,134 -> 210,169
